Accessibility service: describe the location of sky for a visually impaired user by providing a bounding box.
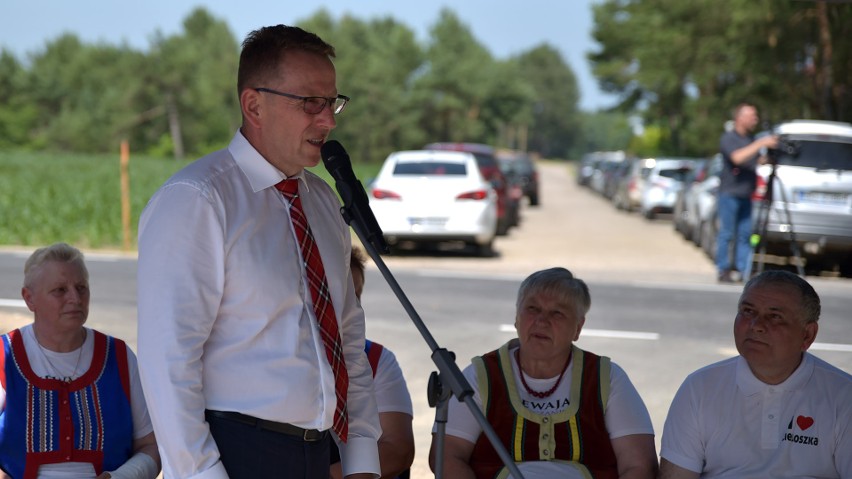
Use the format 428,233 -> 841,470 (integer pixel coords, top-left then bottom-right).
0,0 -> 616,111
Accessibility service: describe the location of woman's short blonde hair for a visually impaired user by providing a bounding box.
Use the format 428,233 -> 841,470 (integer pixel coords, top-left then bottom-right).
23,242 -> 88,288
516,267 -> 591,317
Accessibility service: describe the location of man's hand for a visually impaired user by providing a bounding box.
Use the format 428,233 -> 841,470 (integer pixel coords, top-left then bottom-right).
759,135 -> 779,150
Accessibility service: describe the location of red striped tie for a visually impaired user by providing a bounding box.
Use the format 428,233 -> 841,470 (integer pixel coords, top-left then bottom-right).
276,179 -> 349,443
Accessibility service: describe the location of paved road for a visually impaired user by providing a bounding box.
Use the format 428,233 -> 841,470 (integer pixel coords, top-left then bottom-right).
2,161 -> 850,479
373,162 -> 852,478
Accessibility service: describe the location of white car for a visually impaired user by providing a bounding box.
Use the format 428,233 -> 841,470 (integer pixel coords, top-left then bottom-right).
639,158 -> 699,219
370,150 -> 498,256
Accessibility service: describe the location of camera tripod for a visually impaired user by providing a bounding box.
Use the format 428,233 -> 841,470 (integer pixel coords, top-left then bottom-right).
747,160 -> 805,278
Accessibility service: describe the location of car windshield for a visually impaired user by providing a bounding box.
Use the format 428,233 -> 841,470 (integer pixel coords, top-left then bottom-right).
775,139 -> 852,171
471,153 -> 498,170
393,161 -> 467,176
659,167 -> 693,181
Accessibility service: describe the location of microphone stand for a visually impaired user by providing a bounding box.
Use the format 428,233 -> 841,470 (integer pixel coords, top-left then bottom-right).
335,189 -> 525,479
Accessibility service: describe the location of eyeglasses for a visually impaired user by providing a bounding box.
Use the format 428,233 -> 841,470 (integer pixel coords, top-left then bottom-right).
254,88 -> 350,115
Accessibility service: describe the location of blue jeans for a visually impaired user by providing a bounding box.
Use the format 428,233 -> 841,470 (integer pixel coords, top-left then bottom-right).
715,193 -> 753,274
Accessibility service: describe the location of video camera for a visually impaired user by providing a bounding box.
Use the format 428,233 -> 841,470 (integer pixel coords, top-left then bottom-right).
767,134 -> 800,164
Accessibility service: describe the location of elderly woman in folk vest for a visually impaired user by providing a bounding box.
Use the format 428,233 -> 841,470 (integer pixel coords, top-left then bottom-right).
0,243 -> 159,479
429,267 -> 658,479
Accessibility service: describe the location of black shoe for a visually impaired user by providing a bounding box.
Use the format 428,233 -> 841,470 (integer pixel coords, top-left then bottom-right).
717,271 -> 736,283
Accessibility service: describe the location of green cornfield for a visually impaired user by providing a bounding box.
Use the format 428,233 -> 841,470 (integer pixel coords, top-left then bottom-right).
0,150 -> 381,250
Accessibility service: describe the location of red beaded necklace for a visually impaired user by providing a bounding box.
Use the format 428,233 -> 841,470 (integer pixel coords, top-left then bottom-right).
515,349 -> 571,399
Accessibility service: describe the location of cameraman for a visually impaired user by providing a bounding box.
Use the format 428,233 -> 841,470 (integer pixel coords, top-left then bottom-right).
715,103 -> 778,283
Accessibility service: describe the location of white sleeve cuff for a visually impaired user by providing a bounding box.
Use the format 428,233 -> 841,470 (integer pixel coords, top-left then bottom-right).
107,452 -> 159,479
338,435 -> 380,478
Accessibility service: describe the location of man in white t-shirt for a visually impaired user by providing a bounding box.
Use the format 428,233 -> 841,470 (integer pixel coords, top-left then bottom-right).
660,270 -> 852,478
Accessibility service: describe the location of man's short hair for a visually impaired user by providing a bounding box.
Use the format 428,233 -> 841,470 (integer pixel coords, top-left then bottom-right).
732,102 -> 756,119
742,270 -> 821,324
237,25 -> 336,96
516,267 -> 591,318
24,242 -> 88,288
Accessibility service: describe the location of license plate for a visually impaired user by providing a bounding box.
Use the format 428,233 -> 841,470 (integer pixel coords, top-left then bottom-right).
797,190 -> 850,207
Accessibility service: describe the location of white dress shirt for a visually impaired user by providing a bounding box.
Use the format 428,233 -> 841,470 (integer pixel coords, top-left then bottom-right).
137,131 -> 380,479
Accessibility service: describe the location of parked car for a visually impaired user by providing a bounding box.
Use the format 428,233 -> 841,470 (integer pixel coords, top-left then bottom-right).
369,150 -> 498,256
424,142 -> 514,235
603,158 -> 633,200
588,151 -> 628,197
497,149 -> 540,206
495,155 -> 524,228
752,120 -> 852,275
612,157 -> 653,212
639,158 -> 699,220
577,153 -> 599,186
673,155 -> 722,243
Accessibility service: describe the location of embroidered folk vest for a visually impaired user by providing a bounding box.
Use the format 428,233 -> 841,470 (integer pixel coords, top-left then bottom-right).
0,329 -> 133,479
469,341 -> 618,479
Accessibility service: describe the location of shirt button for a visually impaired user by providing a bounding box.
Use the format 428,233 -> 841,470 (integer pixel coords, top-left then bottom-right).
543,449 -> 550,456
769,414 -> 774,419
542,417 -> 549,424
542,433 -> 549,440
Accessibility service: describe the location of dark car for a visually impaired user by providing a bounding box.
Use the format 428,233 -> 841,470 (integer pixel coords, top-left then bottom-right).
424,142 -> 515,235
497,149 -> 540,206
495,156 -> 524,228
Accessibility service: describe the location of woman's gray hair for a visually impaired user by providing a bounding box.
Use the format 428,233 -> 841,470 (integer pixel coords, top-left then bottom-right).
23,242 -> 88,288
516,267 -> 591,317
742,270 -> 820,324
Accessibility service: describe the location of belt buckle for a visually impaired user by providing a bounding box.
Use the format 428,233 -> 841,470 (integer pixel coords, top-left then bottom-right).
303,428 -> 322,442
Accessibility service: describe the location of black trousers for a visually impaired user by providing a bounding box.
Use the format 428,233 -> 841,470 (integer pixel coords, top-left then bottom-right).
206,410 -> 331,479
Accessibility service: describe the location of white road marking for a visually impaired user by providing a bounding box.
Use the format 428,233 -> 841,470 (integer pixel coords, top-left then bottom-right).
0,299 -> 27,308
500,324 -> 659,340
811,342 -> 852,352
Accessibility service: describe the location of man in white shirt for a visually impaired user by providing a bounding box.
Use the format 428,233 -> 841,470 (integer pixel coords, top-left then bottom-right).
660,270 -> 852,478
137,25 -> 379,479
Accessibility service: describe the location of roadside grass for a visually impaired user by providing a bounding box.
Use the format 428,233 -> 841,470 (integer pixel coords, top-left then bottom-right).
0,150 -> 381,250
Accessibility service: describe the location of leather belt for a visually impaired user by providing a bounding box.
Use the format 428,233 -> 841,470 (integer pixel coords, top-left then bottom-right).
205,409 -> 328,442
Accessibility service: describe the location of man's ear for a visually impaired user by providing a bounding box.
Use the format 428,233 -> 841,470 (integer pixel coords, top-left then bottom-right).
801,321 -> 818,351
240,88 -> 263,128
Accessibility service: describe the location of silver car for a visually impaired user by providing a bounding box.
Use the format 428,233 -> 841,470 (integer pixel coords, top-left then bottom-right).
639,158 -> 699,220
753,120 -> 852,276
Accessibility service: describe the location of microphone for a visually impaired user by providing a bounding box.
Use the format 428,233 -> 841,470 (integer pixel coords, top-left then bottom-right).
321,140 -> 390,254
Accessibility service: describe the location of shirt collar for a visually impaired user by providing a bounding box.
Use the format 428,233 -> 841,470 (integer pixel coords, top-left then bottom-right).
736,353 -> 814,396
227,130 -> 309,193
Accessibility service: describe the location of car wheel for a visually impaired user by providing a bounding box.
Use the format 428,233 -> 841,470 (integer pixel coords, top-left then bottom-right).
496,218 -> 510,236
643,209 -> 655,220
476,240 -> 495,258
804,257 -> 826,277
838,254 -> 852,278
529,194 -> 539,207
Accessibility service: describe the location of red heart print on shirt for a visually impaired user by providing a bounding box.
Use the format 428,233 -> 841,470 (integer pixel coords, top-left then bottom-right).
797,416 -> 814,431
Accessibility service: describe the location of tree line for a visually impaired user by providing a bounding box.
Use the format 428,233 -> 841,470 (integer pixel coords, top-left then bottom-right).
591,0 -> 852,156
1,3 -> 849,162
0,7 -> 613,163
